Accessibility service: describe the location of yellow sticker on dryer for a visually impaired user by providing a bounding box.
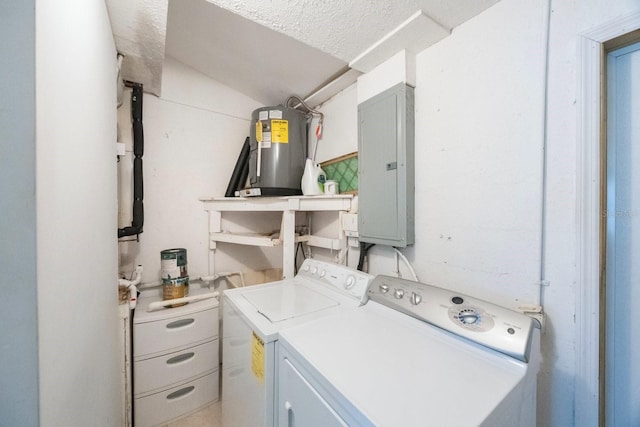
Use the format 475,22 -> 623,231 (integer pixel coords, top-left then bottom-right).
271,120 -> 288,143
251,331 -> 265,383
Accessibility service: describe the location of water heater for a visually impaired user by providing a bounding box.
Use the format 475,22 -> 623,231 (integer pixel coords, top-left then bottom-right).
248,106 -> 307,196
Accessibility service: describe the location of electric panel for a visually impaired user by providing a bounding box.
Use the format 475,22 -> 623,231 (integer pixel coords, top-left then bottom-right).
357,83 -> 414,247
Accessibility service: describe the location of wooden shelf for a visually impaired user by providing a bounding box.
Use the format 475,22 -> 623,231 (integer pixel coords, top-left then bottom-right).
200,195 -> 353,212
202,195 -> 354,279
210,232 -> 279,247
210,232 -> 310,247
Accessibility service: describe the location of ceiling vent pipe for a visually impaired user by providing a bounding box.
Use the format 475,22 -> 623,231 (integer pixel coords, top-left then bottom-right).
118,82 -> 144,239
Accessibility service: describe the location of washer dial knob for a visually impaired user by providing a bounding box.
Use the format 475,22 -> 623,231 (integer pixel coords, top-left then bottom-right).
394,288 -> 405,299
319,269 -> 326,278
379,284 -> 390,294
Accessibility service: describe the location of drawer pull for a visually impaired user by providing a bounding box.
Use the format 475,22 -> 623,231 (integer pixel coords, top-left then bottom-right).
166,318 -> 195,329
166,352 -> 195,365
166,385 -> 195,401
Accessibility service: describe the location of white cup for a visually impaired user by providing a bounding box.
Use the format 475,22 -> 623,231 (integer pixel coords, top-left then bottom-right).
324,180 -> 338,195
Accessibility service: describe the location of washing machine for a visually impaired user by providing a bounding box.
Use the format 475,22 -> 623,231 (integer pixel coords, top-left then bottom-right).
222,259 -> 374,427
277,274 -> 542,426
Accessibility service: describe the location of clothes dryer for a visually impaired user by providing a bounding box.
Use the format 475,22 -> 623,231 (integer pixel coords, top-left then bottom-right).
278,275 -> 541,426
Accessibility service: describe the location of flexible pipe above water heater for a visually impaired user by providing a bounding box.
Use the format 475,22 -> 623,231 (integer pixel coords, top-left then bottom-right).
286,95 -> 324,161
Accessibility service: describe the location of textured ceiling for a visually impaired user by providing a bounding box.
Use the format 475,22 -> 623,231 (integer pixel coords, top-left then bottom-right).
106,0 -> 168,96
206,0 -> 500,63
165,0 -> 349,106
107,0 -> 501,104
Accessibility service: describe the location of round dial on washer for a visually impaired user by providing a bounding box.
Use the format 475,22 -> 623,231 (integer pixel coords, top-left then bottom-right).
303,265 -> 310,272
311,267 -> 317,275
379,284 -> 390,294
319,269 -> 326,278
394,288 -> 405,299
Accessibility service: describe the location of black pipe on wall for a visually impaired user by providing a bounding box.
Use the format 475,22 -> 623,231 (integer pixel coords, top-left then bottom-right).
118,83 -> 144,239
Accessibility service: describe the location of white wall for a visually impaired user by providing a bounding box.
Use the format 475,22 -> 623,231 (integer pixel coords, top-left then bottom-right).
412,0 -> 551,418
118,57 -> 268,284
36,1 -> 122,425
357,50 -> 416,103
314,0 -> 640,425
414,0 -> 547,309
313,84 -> 358,163
0,2 -> 39,426
543,1 -> 639,425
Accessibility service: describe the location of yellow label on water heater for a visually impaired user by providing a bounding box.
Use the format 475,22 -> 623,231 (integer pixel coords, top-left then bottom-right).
271,119 -> 288,143
255,121 -> 263,143
251,331 -> 265,383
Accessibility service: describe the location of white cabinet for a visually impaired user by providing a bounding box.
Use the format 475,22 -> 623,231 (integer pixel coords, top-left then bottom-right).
201,195 -> 354,279
133,288 -> 219,427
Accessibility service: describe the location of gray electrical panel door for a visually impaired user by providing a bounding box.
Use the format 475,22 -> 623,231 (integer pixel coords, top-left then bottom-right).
358,83 -> 414,247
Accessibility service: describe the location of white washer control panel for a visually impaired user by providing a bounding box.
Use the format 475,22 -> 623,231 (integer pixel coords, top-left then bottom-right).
297,259 -> 373,301
366,275 -> 535,362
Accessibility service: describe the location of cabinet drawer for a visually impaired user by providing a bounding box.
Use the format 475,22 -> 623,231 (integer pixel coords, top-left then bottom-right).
134,370 -> 219,427
135,339 -> 219,396
134,307 -> 218,359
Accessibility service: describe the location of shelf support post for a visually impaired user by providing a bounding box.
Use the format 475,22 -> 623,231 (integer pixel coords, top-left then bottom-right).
208,210 -> 221,277
281,210 -> 296,279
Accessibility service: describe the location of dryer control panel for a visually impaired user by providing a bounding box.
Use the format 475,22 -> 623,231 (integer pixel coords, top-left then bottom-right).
297,259 -> 373,302
365,275 -> 535,362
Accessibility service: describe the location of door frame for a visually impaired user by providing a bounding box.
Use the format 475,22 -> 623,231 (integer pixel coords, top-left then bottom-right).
576,10 -> 640,426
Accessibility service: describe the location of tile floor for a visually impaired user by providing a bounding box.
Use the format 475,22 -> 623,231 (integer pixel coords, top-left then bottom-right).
164,401 -> 221,427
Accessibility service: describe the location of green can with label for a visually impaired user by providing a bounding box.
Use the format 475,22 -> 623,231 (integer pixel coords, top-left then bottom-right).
161,248 -> 188,279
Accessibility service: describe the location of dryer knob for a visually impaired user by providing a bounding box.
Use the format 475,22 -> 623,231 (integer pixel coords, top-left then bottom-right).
311,267 -> 317,275
458,311 -> 480,325
303,265 -> 310,272
319,269 -> 326,278
379,284 -> 390,294
394,288 -> 405,299
410,292 -> 422,305
344,276 -> 355,289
